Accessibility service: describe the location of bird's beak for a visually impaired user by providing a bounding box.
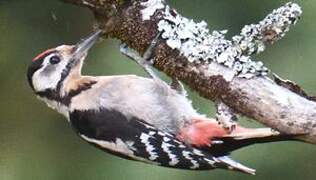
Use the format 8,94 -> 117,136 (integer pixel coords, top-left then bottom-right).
72,30 -> 102,61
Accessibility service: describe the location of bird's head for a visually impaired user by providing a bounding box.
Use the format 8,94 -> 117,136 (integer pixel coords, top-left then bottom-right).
27,30 -> 101,95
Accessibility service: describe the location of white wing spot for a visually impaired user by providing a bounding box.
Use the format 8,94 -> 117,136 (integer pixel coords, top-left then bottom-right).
158,132 -> 166,136
163,137 -> 171,142
193,149 -> 204,156
149,131 -> 156,136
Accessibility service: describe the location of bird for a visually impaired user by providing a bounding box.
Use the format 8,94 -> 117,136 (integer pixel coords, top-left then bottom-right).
27,30 -> 292,175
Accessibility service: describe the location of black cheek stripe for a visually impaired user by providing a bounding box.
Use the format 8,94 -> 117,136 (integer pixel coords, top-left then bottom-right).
36,81 -> 97,106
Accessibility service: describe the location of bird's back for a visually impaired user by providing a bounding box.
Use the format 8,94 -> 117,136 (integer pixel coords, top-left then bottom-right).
70,75 -> 201,134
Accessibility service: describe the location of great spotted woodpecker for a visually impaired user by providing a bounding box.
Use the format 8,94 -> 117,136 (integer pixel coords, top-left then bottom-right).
27,30 -> 289,175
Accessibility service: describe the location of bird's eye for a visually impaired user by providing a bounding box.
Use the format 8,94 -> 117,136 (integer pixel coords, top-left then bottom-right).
49,56 -> 61,64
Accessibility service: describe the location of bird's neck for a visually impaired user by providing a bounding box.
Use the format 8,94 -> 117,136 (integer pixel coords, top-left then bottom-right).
37,74 -> 97,117
36,74 -> 97,109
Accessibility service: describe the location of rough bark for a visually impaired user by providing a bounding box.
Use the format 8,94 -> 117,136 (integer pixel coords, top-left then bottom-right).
63,0 -> 316,144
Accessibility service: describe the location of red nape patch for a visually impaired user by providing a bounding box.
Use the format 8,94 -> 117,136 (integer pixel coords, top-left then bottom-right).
177,119 -> 227,147
32,48 -> 55,62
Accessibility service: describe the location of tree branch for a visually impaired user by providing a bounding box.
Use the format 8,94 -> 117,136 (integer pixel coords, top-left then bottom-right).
63,0 -> 316,144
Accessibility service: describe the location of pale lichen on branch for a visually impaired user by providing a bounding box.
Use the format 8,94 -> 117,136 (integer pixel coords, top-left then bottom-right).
141,0 -> 164,20
233,2 -> 302,56
141,1 -> 302,79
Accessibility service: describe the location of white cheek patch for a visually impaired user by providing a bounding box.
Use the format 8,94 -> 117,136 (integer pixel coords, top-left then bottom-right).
32,54 -> 68,91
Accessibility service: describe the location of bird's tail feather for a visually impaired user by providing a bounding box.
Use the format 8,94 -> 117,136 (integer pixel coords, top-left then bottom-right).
215,156 -> 256,175
206,128 -> 298,174
208,128 -> 297,156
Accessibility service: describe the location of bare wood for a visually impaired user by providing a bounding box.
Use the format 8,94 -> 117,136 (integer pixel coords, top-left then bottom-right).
62,0 -> 316,144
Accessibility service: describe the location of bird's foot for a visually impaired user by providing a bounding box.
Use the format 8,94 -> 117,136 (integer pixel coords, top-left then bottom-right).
170,77 -> 187,96
119,33 -> 161,79
216,102 -> 238,133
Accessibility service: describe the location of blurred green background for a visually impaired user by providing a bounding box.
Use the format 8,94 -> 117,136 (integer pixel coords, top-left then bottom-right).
0,0 -> 316,179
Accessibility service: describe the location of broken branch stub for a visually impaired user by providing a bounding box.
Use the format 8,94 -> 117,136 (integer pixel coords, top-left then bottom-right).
63,0 -> 316,144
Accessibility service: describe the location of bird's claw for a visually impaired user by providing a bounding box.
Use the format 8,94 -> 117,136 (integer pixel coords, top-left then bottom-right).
216,102 -> 238,134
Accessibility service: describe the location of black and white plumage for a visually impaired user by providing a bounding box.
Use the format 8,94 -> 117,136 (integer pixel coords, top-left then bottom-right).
27,30 -> 289,175
70,108 -> 256,171
71,108 -> 221,170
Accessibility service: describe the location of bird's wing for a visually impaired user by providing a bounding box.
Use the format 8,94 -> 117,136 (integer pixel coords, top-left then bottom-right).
69,108 -> 255,174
